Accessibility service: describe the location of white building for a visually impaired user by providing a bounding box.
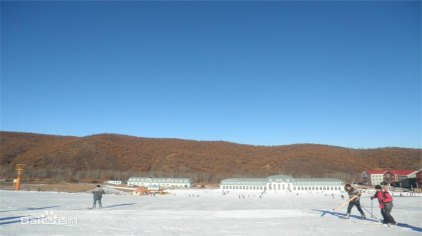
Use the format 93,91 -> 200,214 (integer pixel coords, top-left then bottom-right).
106,180 -> 122,185
361,170 -> 387,185
220,175 -> 344,193
127,177 -> 191,188
220,178 -> 267,191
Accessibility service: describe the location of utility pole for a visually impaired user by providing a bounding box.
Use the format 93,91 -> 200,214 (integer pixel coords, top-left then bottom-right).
15,164 -> 25,190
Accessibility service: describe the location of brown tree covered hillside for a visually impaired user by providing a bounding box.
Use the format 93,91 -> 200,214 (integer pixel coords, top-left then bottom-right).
0,131 -> 421,183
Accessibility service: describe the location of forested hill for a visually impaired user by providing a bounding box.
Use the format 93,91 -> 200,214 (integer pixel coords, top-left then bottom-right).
1,131 -> 420,183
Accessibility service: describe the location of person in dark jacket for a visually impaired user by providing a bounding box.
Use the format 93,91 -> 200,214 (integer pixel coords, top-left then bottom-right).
344,184 -> 365,219
371,185 -> 396,225
92,185 -> 105,208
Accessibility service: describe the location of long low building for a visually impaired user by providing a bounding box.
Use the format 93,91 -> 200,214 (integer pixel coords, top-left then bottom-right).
220,175 -> 344,193
127,177 -> 192,188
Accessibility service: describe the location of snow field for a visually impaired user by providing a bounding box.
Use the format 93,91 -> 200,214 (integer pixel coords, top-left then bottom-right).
1,189 -> 421,235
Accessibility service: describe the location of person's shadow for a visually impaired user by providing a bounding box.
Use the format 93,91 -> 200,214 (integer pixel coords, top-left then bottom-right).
0,216 -> 28,225
102,203 -> 136,209
312,208 -> 351,219
312,209 -> 422,233
396,223 -> 422,233
0,205 -> 59,213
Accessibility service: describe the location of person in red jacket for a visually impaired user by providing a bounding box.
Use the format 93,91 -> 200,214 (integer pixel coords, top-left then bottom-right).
371,185 -> 396,225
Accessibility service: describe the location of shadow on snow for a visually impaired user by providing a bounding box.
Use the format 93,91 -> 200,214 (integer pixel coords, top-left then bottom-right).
312,209 -> 422,233
0,215 -> 29,225
102,203 -> 136,209
0,205 -> 59,213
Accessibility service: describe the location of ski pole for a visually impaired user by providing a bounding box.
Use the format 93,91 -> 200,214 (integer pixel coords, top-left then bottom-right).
371,199 -> 373,219
361,205 -> 379,221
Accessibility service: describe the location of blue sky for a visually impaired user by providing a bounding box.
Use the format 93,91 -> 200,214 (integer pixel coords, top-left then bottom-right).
1,1 -> 421,148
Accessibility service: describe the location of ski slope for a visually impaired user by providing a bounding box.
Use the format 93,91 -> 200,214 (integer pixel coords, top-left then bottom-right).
1,189 -> 421,235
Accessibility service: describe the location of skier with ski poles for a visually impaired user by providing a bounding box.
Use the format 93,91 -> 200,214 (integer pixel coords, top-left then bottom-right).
371,185 -> 397,226
344,184 -> 366,219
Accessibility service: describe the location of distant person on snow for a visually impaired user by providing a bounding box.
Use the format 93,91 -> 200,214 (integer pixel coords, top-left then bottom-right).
344,184 -> 365,219
92,185 -> 105,208
371,185 -> 396,225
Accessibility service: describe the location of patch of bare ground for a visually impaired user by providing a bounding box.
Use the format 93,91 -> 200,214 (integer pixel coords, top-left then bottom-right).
0,182 -> 96,192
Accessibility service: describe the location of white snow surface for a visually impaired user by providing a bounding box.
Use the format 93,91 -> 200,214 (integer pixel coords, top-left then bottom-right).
1,189 -> 421,236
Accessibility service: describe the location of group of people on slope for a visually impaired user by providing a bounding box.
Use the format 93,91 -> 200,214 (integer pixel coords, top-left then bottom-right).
344,183 -> 396,225
90,183 -> 397,225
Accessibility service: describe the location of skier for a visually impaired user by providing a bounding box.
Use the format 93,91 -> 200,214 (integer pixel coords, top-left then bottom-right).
344,184 -> 366,219
371,185 -> 397,225
92,185 -> 105,209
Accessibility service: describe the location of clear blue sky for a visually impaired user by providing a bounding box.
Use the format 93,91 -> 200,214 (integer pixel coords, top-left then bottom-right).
1,1 -> 421,148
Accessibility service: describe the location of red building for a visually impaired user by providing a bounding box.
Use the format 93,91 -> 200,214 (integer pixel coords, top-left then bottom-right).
362,169 -> 420,188
383,171 -> 394,184
389,170 -> 418,188
389,170 -> 416,182
416,169 -> 422,189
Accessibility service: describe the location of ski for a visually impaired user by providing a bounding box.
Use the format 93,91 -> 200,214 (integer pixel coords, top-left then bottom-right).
333,195 -> 358,210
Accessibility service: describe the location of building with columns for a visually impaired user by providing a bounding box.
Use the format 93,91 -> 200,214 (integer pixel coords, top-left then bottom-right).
127,177 -> 191,188
220,175 -> 344,193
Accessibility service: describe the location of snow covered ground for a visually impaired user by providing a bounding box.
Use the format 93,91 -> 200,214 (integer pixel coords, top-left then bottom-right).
1,189 -> 421,236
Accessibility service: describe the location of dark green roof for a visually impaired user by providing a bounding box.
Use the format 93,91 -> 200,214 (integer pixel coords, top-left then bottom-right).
220,178 -> 267,185
128,177 -> 191,183
220,176 -> 344,185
